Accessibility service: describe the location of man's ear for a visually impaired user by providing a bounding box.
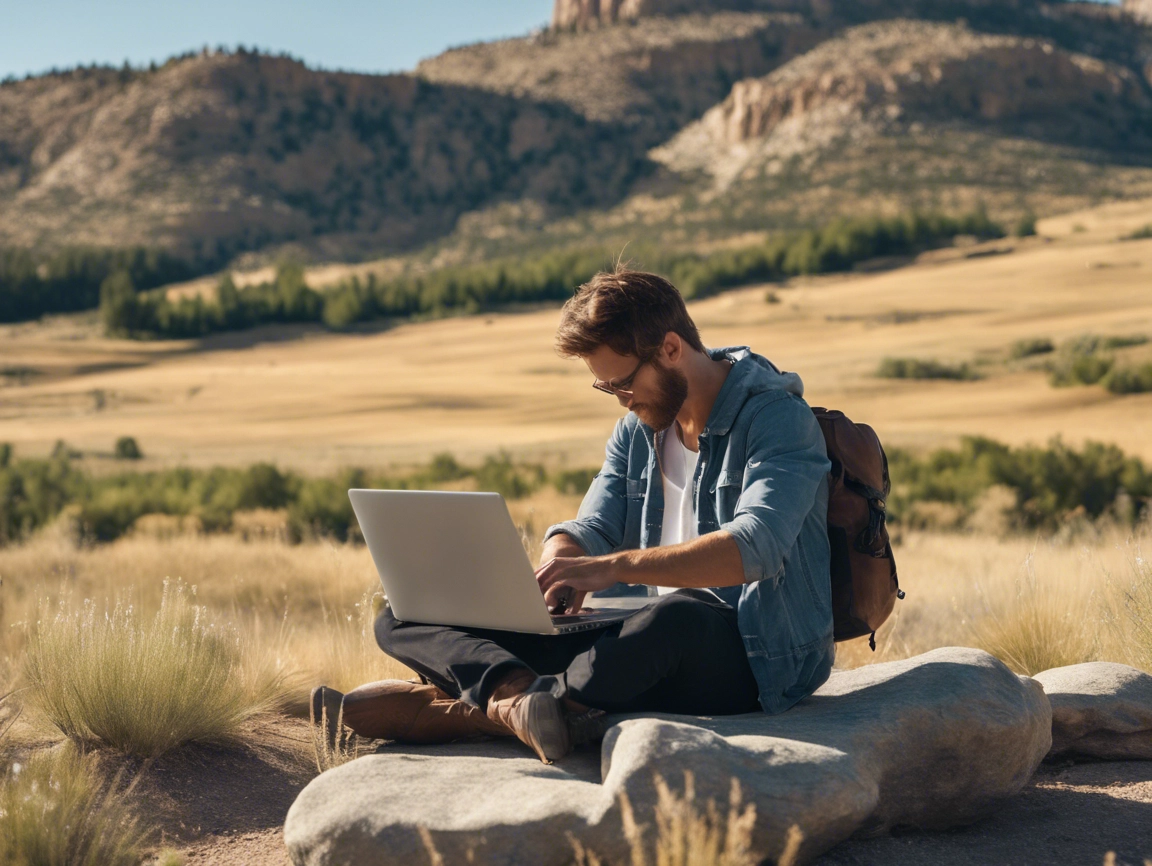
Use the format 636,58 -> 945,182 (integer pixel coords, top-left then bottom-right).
662,332 -> 683,364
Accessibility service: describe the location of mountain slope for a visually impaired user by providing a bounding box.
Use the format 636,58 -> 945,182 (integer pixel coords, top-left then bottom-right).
0,52 -> 647,261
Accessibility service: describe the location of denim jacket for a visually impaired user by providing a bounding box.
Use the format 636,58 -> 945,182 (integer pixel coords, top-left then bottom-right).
544,347 -> 835,714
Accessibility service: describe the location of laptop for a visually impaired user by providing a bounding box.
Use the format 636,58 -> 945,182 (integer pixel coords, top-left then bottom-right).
348,489 -> 645,635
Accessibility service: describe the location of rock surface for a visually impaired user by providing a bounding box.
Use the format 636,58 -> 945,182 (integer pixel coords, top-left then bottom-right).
284,648 -> 1050,866
652,19 -> 1152,187
1034,662 -> 1152,761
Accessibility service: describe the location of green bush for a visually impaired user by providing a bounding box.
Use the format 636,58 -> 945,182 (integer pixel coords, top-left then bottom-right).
888,436 -> 1152,531
552,468 -> 598,496
1008,337 -> 1054,359
1122,224 -> 1152,241
113,436 -> 142,460
876,357 -> 978,381
1104,363 -> 1152,395
473,452 -> 545,500
1013,213 -> 1037,238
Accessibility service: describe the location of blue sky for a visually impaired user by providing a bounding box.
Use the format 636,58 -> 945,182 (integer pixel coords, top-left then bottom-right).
2,0 -> 554,80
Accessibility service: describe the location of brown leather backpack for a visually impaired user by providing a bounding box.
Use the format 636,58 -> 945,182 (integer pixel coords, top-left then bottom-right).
810,407 -> 903,650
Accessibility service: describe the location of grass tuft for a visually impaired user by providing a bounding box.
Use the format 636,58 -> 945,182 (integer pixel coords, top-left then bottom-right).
973,557 -> 1099,675
23,580 -> 287,758
0,744 -> 150,866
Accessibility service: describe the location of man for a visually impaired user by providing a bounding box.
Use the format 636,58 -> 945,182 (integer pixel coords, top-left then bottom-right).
314,268 -> 834,764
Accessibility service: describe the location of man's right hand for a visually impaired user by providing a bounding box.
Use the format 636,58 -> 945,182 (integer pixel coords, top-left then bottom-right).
537,533 -> 587,613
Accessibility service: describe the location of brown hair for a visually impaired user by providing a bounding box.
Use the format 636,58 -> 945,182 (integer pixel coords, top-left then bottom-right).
554,268 -> 705,359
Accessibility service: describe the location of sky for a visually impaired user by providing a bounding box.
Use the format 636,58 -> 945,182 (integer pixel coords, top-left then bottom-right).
1,0 -> 555,80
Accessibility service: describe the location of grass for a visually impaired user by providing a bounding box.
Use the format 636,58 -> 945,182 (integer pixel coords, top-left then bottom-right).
875,357 -> 978,381
0,744 -> 150,866
23,580 -> 288,758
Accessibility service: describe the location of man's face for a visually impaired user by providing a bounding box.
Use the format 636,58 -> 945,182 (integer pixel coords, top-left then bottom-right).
585,344 -> 688,433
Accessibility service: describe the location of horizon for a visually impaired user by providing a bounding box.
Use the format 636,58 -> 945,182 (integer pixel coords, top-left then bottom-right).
1,0 -> 553,82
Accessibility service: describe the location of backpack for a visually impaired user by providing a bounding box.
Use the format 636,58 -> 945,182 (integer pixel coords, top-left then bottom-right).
810,407 -> 904,650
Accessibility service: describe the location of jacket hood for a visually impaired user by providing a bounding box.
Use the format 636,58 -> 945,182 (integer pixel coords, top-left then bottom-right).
703,346 -> 804,436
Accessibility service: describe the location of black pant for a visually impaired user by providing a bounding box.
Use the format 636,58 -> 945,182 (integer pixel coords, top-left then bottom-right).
374,590 -> 761,715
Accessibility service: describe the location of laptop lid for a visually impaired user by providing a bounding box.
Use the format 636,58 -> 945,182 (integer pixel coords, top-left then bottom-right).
348,489 -> 557,635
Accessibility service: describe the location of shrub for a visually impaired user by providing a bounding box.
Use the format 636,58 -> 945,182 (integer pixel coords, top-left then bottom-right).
1012,212 -> 1037,238
1122,224 -> 1152,241
875,357 -> 977,381
113,436 -> 142,460
0,745 -> 151,866
553,468 -> 598,496
23,581 -> 287,758
1008,337 -> 1053,359
1104,363 -> 1152,395
473,452 -> 545,500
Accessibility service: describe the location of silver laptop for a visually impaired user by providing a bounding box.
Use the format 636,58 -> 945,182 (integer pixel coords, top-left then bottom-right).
348,489 -> 643,635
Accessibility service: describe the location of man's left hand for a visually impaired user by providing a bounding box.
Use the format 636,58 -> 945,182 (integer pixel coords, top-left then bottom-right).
535,555 -> 619,612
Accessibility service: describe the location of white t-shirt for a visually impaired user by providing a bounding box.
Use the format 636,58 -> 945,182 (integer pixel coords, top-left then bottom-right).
656,422 -> 700,596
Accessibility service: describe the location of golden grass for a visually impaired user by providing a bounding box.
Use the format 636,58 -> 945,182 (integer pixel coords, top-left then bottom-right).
3,200 -> 1152,472
0,743 -> 150,866
23,581 -> 287,758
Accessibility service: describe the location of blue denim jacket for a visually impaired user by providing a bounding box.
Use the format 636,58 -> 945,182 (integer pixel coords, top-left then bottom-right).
544,347 -> 835,713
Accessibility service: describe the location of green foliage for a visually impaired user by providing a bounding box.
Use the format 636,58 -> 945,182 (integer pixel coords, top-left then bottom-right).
1008,337 -> 1054,359
887,436 -> 1152,531
1104,363 -> 1152,395
553,468 -> 598,496
0,245 -> 201,323
24,581 -> 286,758
473,452 -> 546,500
1122,224 -> 1152,241
0,744 -> 151,866
102,211 -> 1004,339
875,357 -> 978,381
0,442 -> 10,468
1012,212 -> 1037,238
1048,334 -> 1148,387
113,436 -> 142,460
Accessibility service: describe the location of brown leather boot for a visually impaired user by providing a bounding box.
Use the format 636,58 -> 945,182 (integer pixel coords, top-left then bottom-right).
487,690 -> 574,764
340,679 -> 509,744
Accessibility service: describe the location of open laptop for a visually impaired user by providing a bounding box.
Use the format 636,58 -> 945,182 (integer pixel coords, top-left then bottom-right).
348,489 -> 646,635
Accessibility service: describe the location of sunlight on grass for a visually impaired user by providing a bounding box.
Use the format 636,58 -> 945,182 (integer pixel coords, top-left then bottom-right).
564,771 -> 797,866
972,554 -> 1100,675
0,744 -> 149,866
23,580 -> 287,758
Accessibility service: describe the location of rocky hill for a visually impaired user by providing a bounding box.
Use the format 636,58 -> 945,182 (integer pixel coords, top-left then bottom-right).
0,52 -> 646,262
2,0 -> 1151,298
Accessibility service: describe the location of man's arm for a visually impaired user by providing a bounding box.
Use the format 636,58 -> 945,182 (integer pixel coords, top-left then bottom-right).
536,530 -> 744,609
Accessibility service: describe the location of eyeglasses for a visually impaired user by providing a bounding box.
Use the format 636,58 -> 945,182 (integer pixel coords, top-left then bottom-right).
592,354 -> 652,399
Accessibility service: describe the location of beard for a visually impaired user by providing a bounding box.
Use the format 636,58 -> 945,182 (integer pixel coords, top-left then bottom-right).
632,360 -> 688,433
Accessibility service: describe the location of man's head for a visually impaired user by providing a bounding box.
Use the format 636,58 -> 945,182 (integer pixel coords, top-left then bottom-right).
554,268 -> 705,432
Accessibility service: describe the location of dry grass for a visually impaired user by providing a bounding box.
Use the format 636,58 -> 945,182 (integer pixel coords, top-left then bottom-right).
23,581 -> 287,758
0,743 -> 150,866
3,199 -> 1152,472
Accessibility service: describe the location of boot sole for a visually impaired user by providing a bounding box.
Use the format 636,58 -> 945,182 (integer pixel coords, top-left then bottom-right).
522,692 -> 572,764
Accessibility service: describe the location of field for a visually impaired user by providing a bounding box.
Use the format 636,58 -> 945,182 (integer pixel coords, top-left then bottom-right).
3,197 -> 1152,864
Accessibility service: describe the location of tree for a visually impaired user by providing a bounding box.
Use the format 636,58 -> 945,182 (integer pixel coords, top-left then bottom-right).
114,437 -> 143,460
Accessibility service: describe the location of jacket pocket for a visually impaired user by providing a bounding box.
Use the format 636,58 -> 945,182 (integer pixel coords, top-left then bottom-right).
711,470 -> 744,521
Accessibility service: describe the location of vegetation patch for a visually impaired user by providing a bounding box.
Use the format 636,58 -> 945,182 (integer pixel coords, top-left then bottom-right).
1122,224 -> 1152,241
24,581 -> 286,758
100,211 -> 1003,339
888,436 -> 1152,532
0,744 -> 150,865
1007,337 -> 1054,360
875,357 -> 978,381
1047,334 -> 1151,391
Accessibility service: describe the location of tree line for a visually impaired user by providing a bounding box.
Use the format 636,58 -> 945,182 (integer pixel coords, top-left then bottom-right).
99,211 -> 1004,339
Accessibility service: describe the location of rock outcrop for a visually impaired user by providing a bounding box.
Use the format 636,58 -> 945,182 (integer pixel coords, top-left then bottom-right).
1035,662 -> 1152,761
651,19 -> 1152,186
284,648 -> 1050,866
1125,0 -> 1152,26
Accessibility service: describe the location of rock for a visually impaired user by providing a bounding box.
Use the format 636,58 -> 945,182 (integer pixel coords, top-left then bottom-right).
1124,0 -> 1152,26
651,19 -> 1152,186
284,648 -> 1050,865
1034,662 -> 1152,761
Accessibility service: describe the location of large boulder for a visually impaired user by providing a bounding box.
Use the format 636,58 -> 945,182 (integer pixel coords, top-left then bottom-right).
284,648 -> 1050,866
1034,662 -> 1152,761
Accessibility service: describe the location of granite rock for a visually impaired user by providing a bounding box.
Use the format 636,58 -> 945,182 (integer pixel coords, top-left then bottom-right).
1034,662 -> 1152,761
284,647 -> 1051,865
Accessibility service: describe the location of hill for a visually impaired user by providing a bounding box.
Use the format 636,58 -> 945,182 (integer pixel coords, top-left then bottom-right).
2,0 -> 1152,323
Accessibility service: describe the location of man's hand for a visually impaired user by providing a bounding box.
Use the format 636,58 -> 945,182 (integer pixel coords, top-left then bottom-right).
535,554 -> 619,613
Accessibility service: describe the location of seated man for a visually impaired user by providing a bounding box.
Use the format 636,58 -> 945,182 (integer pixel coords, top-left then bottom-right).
314,268 -> 834,764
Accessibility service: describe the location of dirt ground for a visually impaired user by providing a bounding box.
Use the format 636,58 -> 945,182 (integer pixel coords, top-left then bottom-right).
152,716 -> 1151,865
